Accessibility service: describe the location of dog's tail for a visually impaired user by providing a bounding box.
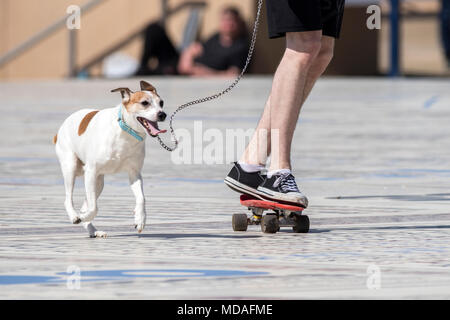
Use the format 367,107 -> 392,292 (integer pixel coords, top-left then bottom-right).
53,134 -> 58,144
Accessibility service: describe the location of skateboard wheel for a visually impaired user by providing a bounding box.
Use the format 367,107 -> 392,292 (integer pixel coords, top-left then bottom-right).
232,214 -> 248,231
293,215 -> 310,233
261,214 -> 279,234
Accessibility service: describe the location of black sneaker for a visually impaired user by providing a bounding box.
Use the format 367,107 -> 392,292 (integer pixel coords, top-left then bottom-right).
224,162 -> 266,199
257,171 -> 308,207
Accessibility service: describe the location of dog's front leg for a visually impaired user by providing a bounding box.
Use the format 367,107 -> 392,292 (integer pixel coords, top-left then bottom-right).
129,171 -> 146,233
80,168 -> 99,223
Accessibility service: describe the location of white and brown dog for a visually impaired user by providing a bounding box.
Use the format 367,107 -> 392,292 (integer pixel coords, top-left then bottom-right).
54,81 -> 166,238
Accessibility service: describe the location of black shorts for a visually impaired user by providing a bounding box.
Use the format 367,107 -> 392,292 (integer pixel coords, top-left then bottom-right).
266,0 -> 346,39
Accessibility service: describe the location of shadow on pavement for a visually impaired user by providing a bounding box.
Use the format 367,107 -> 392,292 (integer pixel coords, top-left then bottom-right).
327,193 -> 450,202
115,233 -> 263,239
334,224 -> 450,232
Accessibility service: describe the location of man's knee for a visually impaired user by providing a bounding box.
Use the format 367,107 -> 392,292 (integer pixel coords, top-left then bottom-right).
317,44 -> 334,66
286,31 -> 322,57
313,36 -> 335,75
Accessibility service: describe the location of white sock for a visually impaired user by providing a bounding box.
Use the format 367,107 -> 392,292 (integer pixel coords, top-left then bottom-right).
238,161 -> 265,173
267,168 -> 291,178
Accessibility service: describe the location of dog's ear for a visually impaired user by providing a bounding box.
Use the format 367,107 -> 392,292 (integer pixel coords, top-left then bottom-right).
111,87 -> 133,103
140,81 -> 157,94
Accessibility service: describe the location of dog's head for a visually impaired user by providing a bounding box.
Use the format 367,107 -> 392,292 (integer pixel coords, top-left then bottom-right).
112,81 -> 167,137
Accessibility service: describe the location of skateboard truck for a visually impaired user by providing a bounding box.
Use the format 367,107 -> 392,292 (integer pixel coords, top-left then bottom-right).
232,194 -> 310,234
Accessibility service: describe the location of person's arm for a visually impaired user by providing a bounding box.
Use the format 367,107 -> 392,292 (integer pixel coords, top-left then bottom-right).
190,38 -> 249,77
178,35 -> 244,77
178,43 -> 239,76
177,42 -> 204,75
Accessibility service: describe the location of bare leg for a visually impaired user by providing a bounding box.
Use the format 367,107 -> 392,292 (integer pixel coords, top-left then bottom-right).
301,36 -> 335,106
269,31 -> 325,170
240,35 -> 335,169
240,96 -> 272,166
240,31 -> 322,169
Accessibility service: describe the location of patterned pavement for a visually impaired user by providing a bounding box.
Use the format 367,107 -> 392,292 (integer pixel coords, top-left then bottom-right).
0,77 -> 449,299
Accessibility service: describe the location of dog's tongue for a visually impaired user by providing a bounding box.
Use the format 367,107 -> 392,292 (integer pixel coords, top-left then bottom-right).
147,121 -> 167,136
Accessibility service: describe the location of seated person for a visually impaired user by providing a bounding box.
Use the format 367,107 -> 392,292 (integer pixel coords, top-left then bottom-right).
136,7 -> 249,76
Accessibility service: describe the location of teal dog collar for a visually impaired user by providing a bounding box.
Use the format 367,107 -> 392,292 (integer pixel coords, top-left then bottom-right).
118,107 -> 143,142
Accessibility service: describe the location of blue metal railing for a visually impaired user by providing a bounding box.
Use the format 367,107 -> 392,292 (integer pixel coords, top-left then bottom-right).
390,0 -> 400,77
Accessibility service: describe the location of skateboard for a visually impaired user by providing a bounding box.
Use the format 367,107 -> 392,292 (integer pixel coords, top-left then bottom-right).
232,194 -> 309,234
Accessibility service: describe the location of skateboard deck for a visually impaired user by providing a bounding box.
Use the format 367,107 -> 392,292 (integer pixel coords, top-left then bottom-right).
232,194 -> 310,234
239,194 -> 305,212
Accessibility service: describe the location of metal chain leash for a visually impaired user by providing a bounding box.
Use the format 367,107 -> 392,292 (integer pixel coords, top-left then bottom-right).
157,0 -> 264,152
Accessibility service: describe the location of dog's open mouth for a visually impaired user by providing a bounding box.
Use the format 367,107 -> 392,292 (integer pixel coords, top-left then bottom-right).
137,117 -> 167,137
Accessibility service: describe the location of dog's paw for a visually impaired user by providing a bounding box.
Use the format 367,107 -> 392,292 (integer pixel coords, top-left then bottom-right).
89,231 -> 107,238
71,216 -> 82,224
134,213 -> 146,233
134,223 -> 145,233
95,231 -> 107,238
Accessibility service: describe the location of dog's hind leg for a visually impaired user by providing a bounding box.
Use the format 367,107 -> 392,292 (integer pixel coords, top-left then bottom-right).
57,150 -> 82,224
80,168 -> 99,223
80,174 -> 103,213
81,175 -> 107,238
